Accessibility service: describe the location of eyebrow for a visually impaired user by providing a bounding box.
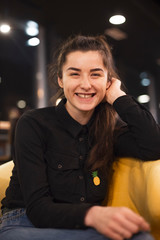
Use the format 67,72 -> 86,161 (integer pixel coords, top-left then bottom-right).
90,68 -> 104,72
66,67 -> 104,72
66,67 -> 81,72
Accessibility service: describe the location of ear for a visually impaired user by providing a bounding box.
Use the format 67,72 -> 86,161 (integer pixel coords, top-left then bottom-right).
58,77 -> 63,88
106,80 -> 111,90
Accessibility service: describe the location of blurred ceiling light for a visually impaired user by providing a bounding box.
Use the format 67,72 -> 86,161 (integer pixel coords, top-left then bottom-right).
109,15 -> 126,25
0,121 -> 10,130
105,28 -> 127,40
0,23 -> 11,34
27,37 -> 40,46
17,100 -> 26,109
141,78 -> 150,86
9,108 -> 20,119
139,72 -> 148,79
137,94 -> 150,103
25,20 -> 39,36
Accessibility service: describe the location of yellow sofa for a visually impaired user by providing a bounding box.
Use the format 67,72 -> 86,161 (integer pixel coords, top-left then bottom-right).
0,158 -> 160,239
0,160 -> 14,217
103,158 -> 160,240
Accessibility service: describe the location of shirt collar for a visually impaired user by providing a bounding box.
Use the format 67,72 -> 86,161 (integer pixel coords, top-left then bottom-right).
55,98 -> 94,138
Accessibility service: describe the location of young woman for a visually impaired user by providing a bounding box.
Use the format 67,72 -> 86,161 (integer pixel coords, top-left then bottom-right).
1,35 -> 160,240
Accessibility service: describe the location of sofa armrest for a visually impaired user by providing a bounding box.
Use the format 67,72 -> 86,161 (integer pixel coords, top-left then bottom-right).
0,160 -> 14,214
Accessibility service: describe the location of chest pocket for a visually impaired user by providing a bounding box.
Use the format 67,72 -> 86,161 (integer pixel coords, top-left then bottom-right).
46,152 -> 80,199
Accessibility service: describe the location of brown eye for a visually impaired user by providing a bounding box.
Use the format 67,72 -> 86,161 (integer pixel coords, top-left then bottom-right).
70,73 -> 79,76
91,73 -> 101,77
93,73 -> 100,76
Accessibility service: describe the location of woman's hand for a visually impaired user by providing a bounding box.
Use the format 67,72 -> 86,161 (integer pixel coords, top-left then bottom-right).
105,78 -> 126,105
84,206 -> 150,240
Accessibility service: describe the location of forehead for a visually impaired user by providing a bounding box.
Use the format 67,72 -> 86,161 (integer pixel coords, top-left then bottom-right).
63,50 -> 105,69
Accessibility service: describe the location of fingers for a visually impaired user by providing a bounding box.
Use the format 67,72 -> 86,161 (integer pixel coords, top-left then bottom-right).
84,206 -> 150,240
114,207 -> 150,231
102,208 -> 141,239
105,222 -> 134,240
104,228 -> 124,240
107,209 -> 149,239
105,77 -> 126,104
125,209 -> 150,231
112,208 -> 150,239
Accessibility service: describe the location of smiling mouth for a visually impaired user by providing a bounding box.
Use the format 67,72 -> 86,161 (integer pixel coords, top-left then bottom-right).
75,93 -> 96,98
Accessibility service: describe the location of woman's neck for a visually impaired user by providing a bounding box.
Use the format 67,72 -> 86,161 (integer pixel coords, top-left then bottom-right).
65,104 -> 94,125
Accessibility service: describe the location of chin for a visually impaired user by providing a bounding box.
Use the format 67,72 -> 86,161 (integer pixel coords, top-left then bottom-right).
77,104 -> 97,112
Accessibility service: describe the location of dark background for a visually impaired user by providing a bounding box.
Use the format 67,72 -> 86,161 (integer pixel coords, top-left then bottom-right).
0,0 -> 160,122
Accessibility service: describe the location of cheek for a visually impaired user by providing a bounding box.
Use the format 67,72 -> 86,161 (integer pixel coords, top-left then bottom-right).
99,82 -> 108,98
96,84 -> 107,101
100,81 -> 108,93
62,81 -> 76,97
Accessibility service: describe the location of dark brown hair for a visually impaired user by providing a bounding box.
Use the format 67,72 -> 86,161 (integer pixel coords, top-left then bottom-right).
49,35 -> 121,197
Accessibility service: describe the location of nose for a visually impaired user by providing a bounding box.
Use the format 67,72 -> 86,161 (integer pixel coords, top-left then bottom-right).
80,76 -> 91,90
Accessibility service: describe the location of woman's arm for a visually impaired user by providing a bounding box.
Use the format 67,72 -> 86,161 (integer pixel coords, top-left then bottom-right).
106,78 -> 160,160
15,112 -> 92,229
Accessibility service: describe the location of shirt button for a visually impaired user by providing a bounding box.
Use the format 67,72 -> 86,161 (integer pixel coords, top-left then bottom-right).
58,164 -> 62,169
79,175 -> 84,180
79,137 -> 84,142
80,197 -> 85,202
79,156 -> 83,160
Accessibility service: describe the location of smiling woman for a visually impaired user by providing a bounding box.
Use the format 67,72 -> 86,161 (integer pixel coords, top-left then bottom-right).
1,35 -> 160,240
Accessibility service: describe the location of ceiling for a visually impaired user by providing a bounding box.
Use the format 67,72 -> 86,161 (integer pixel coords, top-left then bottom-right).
0,0 -> 160,121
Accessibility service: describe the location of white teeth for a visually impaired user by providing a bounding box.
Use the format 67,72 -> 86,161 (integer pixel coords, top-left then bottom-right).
77,94 -> 94,98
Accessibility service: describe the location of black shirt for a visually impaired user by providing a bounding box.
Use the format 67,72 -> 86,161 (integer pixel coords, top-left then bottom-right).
2,95 -> 160,229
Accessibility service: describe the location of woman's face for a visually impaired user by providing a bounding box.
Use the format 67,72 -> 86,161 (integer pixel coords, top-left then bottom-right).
58,50 -> 110,121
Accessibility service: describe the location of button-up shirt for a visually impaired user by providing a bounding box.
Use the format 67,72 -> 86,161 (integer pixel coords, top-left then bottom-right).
2,95 -> 160,229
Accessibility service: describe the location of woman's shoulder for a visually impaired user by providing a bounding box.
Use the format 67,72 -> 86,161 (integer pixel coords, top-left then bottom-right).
22,106 -> 56,119
17,106 -> 57,129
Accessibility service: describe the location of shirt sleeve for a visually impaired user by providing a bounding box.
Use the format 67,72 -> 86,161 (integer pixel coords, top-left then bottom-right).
113,95 -> 160,160
14,112 -> 92,229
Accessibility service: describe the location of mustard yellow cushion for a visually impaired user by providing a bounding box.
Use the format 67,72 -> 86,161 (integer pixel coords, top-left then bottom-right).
104,158 -> 160,240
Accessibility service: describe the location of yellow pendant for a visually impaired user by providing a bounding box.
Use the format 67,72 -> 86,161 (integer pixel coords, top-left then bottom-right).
93,176 -> 100,186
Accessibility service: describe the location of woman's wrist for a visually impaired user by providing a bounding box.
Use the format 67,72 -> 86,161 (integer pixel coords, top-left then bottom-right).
84,205 -> 100,227
110,92 -> 126,105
